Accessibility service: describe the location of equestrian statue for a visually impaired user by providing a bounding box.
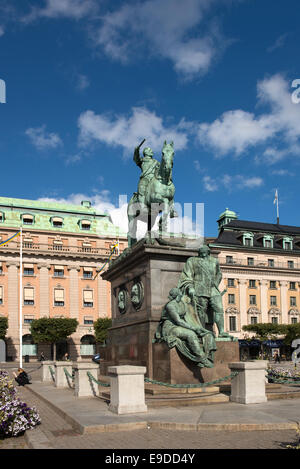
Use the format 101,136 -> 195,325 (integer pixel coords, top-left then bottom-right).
127,139 -> 178,247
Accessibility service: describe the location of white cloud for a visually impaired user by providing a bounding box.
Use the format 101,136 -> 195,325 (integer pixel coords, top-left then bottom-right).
78,107 -> 189,156
92,0 -> 230,79
25,125 -> 63,150
203,175 -> 218,192
267,33 -> 289,53
76,73 -> 90,91
23,0 -> 97,22
202,173 -> 263,192
0,26 -> 5,37
197,74 -> 300,160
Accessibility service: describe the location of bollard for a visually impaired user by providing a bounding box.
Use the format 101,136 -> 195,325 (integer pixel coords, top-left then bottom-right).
42,361 -> 56,383
54,361 -> 73,388
108,365 -> 148,415
229,360 -> 268,404
73,362 -> 100,397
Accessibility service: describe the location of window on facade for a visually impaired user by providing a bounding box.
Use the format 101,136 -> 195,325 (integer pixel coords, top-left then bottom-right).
23,264 -> 34,276
83,267 -> 93,279
0,212 -> 4,222
249,295 -> 257,305
226,256 -> 233,264
0,286 -> 3,305
229,316 -> 236,331
83,290 -> 94,307
244,237 -> 252,247
247,257 -> 254,266
22,214 -> 34,225
288,260 -> 294,269
251,316 -> 258,325
290,297 -> 297,307
249,279 -> 256,288
24,316 -> 34,324
53,241 -> 63,250
23,238 -> 33,249
268,259 -> 274,267
264,239 -> 272,248
271,316 -> 278,324
291,317 -> 298,324
54,289 -> 65,307
24,288 -> 34,305
54,266 -> 64,277
228,294 -> 235,304
83,317 -> 94,325
227,278 -> 235,287
82,242 -> 92,253
290,282 -> 296,290
270,296 -> 277,306
270,280 -> 277,289
0,262 -> 3,274
52,217 -> 63,227
81,220 -> 91,231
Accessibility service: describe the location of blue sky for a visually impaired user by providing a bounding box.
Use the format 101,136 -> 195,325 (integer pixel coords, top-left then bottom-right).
0,0 -> 300,237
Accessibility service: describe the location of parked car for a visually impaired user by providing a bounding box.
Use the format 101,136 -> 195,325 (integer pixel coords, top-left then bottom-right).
92,353 -> 101,364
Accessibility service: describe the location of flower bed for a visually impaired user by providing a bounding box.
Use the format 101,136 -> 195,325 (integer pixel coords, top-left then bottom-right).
0,370 -> 41,437
267,367 -> 300,382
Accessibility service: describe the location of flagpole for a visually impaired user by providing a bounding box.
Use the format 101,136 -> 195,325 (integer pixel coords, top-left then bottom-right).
19,227 -> 23,369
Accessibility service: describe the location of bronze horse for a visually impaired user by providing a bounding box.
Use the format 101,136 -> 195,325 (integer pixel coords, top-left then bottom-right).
127,141 -> 177,247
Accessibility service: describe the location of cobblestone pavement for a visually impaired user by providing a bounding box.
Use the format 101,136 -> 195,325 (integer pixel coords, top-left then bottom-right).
1,385 -> 298,450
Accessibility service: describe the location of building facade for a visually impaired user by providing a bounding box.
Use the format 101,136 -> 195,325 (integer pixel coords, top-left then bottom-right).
209,209 -> 300,348
0,196 -> 127,361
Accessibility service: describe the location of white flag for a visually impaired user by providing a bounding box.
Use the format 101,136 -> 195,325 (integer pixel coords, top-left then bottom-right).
273,189 -> 278,205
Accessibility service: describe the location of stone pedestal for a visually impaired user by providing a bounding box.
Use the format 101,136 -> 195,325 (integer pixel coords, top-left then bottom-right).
54,361 -> 73,388
102,240 -> 238,384
73,362 -> 100,397
108,365 -> 148,414
153,340 -> 239,384
229,360 -> 268,404
42,361 -> 55,383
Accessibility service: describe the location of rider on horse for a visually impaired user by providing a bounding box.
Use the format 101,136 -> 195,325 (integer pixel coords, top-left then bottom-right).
133,141 -> 159,207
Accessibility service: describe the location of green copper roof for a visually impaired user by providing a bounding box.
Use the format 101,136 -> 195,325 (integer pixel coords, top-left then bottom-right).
218,208 -> 237,220
0,196 -> 126,237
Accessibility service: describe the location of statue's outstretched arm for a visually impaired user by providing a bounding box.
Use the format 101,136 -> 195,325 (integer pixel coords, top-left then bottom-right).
133,139 -> 146,167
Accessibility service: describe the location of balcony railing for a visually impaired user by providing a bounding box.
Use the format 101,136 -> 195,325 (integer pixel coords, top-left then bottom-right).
0,241 -> 120,258
219,258 -> 300,270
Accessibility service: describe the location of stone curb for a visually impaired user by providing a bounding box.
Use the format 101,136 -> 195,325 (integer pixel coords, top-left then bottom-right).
149,421 -> 300,432
24,425 -> 54,449
24,384 -> 300,437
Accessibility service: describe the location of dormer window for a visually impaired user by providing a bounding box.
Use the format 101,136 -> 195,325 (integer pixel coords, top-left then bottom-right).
0,212 -> 4,223
51,217 -> 63,228
22,214 -> 34,225
283,237 -> 293,250
263,235 -> 274,249
242,232 -> 253,247
80,219 -> 91,231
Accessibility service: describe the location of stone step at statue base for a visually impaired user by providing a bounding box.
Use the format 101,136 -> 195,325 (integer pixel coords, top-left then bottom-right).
145,385 -> 220,395
99,389 -> 229,407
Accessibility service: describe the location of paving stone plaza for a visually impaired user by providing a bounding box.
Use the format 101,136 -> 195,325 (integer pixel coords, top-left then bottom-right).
1,361 -> 300,451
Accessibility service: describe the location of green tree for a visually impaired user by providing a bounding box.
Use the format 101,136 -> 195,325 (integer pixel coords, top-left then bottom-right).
93,317 -> 112,345
0,316 -> 8,340
279,323 -> 300,346
30,317 -> 78,360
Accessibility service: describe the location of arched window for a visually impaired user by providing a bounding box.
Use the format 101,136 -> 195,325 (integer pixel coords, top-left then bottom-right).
22,334 -> 37,356
80,335 -> 96,356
